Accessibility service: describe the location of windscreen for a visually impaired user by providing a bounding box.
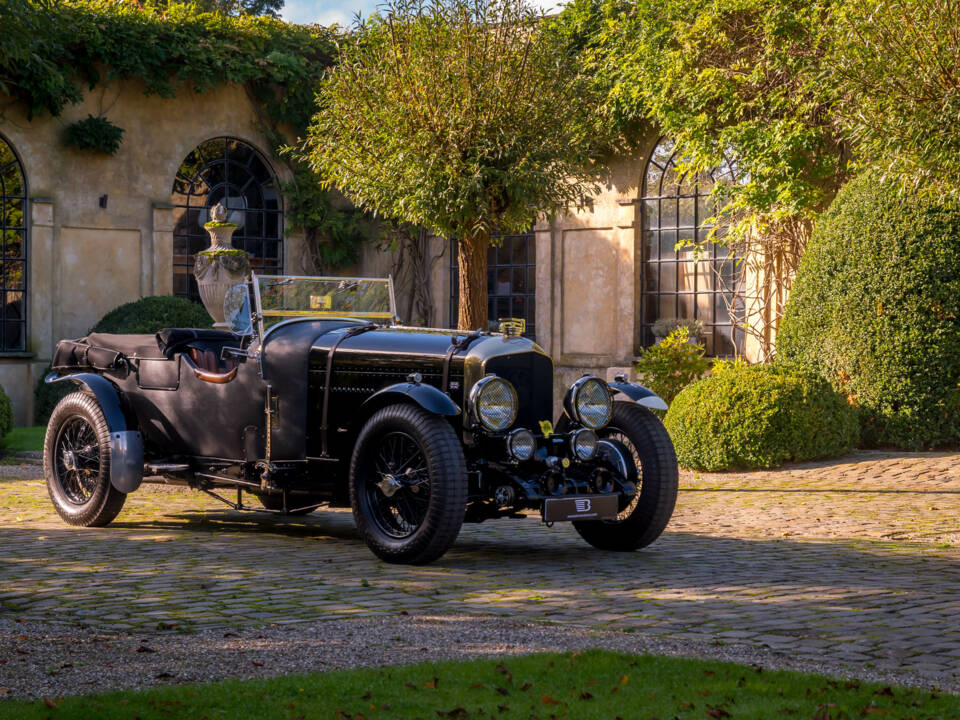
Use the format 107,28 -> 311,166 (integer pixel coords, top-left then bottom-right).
254,275 -> 397,331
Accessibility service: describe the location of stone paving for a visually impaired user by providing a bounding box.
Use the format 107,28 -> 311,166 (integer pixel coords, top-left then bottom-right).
2,451 -> 960,681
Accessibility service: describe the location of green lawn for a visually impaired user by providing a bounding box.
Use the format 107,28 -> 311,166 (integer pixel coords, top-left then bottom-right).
1,650 -> 956,719
2,425 -> 44,452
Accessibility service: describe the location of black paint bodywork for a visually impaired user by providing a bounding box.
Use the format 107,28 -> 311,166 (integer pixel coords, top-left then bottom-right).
49,316 -> 631,518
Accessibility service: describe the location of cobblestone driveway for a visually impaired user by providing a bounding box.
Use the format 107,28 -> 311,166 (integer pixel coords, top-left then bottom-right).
2,451 -> 960,681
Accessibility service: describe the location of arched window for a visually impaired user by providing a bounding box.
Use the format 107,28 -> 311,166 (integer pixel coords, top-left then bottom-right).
0,136 -> 26,351
640,139 -> 742,356
171,137 -> 283,300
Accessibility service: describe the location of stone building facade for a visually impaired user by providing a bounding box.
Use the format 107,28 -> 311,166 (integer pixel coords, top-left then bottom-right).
0,80 -> 755,424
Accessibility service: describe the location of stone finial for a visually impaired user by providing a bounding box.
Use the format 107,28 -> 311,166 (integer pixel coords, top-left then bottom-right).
210,202 -> 229,224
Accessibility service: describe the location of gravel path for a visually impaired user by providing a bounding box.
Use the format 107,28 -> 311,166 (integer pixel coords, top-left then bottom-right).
2,613 -> 955,701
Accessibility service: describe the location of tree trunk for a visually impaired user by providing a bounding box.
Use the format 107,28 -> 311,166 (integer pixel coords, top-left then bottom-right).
457,229 -> 489,331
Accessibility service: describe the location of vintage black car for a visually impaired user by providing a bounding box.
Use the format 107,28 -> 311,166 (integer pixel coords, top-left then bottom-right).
43,274 -> 678,564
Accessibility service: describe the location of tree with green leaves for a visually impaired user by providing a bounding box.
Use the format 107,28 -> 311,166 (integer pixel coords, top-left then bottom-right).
831,0 -> 960,197
551,0 -> 850,354
304,0 -> 603,330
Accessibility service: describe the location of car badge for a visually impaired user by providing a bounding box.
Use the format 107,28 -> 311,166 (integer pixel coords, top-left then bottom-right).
539,420 -> 553,438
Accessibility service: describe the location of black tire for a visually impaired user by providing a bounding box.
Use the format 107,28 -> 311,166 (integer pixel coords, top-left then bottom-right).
255,492 -> 322,515
573,401 -> 678,551
349,403 -> 467,564
44,392 -> 126,527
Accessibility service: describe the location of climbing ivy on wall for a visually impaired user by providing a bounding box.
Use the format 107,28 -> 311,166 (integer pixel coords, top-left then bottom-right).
0,0 -> 372,269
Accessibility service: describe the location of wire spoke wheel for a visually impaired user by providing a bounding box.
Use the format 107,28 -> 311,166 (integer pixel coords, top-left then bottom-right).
54,415 -> 102,505
350,403 -> 467,565
365,430 -> 431,539
600,427 -> 642,522
44,392 -> 127,527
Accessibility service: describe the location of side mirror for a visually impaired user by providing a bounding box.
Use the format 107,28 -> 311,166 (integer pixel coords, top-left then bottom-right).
224,283 -> 253,336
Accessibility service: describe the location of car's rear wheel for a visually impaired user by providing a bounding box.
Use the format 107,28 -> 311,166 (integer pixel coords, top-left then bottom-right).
44,392 -> 126,527
573,401 -> 678,551
349,403 -> 467,564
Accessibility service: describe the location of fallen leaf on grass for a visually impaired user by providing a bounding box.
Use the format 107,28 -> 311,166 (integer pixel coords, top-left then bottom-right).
495,687 -> 509,696
699,690 -> 711,697
404,683 -> 417,690
860,707 -> 892,715
436,708 -> 467,718
579,692 -> 593,700
424,677 -> 439,689
541,695 -> 560,705
468,683 -> 485,690
520,683 -> 531,692
497,705 -> 509,713
361,691 -> 372,700
706,706 -> 731,718
0,689 -> 10,695
874,687 -> 893,697
43,698 -> 57,709
678,701 -> 694,710
620,674 -> 629,685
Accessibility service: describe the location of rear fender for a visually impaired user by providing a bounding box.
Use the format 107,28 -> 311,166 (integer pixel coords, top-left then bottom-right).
608,381 -> 669,412
46,373 -> 144,493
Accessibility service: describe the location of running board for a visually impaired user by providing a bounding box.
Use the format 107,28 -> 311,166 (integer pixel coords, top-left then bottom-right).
145,462 -> 190,474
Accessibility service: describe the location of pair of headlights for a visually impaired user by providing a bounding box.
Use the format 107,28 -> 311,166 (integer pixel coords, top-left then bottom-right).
506,426 -> 599,462
468,374 -> 614,433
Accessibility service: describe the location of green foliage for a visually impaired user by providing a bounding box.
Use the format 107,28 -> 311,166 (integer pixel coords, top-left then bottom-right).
6,650 -> 960,719
551,0 -> 848,240
90,295 -> 213,334
0,1 -> 370,271
141,0 -> 285,17
633,327 -> 710,405
63,114 -> 125,154
2,425 -> 44,451
665,361 -> 859,471
307,0 -> 602,241
0,384 -> 13,441
34,365 -> 70,426
830,0 -> 960,198
778,174 -> 960,449
651,317 -> 703,339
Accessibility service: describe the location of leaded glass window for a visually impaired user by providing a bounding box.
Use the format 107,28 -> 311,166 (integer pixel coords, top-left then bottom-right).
172,138 -> 283,300
449,233 -> 536,337
640,139 -> 742,356
0,136 -> 26,351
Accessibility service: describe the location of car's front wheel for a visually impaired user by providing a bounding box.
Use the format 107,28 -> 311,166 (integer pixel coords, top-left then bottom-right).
573,401 -> 678,551
349,403 -> 467,564
44,391 -> 126,527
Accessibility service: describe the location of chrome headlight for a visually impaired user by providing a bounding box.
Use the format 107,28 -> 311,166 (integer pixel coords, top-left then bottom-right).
506,428 -> 536,461
469,375 -> 518,432
564,376 -> 613,429
570,428 -> 599,460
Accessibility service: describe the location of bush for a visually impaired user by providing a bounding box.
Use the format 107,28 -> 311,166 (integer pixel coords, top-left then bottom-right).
35,296 -> 212,424
633,327 -> 710,406
90,295 -> 213,334
778,174 -> 960,449
664,362 -> 859,471
0,385 -> 13,442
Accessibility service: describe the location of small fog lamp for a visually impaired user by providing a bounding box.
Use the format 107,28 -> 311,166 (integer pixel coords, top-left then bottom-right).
570,428 -> 599,461
506,428 -> 536,461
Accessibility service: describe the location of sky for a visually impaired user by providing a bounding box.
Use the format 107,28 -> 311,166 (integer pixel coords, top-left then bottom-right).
281,0 -> 560,27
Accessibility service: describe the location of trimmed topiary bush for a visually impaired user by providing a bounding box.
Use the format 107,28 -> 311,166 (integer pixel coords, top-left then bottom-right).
90,295 -> 213,334
35,296 -> 213,424
778,174 -> 960,449
664,362 -> 859,471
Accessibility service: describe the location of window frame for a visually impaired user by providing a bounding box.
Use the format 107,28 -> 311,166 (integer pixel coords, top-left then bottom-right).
0,133 -> 28,354
171,137 -> 284,302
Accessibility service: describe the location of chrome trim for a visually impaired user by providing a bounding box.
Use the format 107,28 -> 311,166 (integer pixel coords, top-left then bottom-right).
467,375 -> 518,431
506,428 -> 536,461
569,428 -> 599,461
563,375 -> 614,430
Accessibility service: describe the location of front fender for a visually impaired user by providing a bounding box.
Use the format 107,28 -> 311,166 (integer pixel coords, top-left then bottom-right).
46,373 -> 144,493
608,381 -> 669,412
360,382 -> 461,418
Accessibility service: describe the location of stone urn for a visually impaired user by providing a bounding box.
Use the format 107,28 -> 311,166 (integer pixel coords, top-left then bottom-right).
194,202 -> 251,328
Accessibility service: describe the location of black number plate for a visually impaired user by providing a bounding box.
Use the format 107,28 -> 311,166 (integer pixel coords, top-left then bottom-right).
542,494 -> 620,522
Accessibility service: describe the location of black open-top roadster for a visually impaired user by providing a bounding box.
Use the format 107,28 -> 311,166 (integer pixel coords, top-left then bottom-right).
44,274 -> 678,564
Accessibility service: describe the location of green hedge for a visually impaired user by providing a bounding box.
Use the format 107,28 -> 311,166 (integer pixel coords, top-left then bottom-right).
664,362 -> 859,471
35,296 -> 212,424
778,174 -> 960,449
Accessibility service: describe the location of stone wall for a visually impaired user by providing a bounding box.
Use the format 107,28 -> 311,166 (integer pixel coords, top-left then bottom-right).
0,80 -> 299,424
